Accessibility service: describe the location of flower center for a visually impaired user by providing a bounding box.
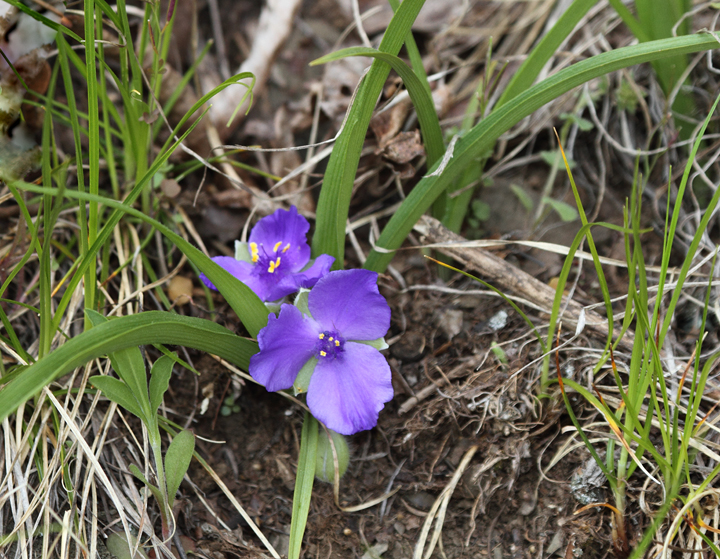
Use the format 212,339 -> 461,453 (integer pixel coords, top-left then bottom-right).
250,241 -> 292,276
315,331 -> 345,359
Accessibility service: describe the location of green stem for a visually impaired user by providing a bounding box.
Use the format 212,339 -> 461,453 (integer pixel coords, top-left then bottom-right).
148,420 -> 171,540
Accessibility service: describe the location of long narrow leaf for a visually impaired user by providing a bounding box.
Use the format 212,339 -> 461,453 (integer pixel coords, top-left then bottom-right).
0,312 -> 258,423
364,34 -> 720,273
312,0 -> 426,265
288,413 -> 319,559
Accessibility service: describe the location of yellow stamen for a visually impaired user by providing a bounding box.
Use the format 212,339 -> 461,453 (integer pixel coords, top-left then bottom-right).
320,350 -> 327,357
282,243 -> 291,253
319,333 -> 325,339
250,242 -> 259,263
267,257 -> 282,273
273,241 -> 282,252
328,336 -> 334,341
335,340 -> 340,347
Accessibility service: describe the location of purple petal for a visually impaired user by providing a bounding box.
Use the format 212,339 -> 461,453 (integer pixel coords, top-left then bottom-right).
261,254 -> 335,302
249,206 -> 311,271
296,254 -> 335,289
308,269 -> 390,340
199,256 -> 274,301
262,278 -> 301,304
249,304 -> 319,391
306,342 -> 393,435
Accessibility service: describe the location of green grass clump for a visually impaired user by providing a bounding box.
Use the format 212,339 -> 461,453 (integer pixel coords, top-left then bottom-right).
548,93 -> 720,556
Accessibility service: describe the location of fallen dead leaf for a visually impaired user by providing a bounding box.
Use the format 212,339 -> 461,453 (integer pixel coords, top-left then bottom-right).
370,99 -> 411,149
381,129 -> 424,164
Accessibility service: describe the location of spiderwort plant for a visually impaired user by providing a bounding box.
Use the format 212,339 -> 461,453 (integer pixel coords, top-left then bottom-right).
200,206 -> 334,303
198,207 -> 393,556
86,312 -> 194,542
249,268 -> 393,559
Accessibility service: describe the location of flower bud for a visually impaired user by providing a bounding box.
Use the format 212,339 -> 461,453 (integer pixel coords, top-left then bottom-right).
315,428 -> 349,482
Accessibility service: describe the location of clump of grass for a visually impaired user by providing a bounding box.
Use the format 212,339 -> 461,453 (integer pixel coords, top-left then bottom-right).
549,92 -> 720,556
0,0 -> 268,555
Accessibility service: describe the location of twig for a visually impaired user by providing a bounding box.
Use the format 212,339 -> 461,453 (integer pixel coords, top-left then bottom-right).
413,215 -> 634,352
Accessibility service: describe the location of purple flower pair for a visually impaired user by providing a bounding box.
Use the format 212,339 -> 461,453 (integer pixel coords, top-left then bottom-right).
201,206 -> 393,434
200,206 -> 334,303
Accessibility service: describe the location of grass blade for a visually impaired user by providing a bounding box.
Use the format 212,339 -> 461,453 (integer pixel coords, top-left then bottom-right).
288,412 -> 319,559
312,0 -> 426,265
0,312 -> 258,423
364,33 -> 720,273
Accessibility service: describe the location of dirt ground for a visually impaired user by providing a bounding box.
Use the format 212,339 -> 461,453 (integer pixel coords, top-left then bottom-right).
174,262 -> 616,559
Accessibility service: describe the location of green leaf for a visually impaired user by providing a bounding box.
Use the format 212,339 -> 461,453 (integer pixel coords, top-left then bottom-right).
561,112 -> 594,131
293,358 -> 317,395
363,33 -> 720,273
312,0 -> 427,267
540,150 -> 575,168
293,289 -> 311,317
149,355 -> 174,415
355,337 -> 389,350
107,346 -> 151,420
471,199 -> 491,221
288,412 -> 319,559
509,184 -> 534,211
490,342 -> 508,365
128,464 -> 164,506
164,429 -> 195,507
0,312 -> 258,423
311,46 -> 444,167
543,197 -> 579,222
89,375 -> 145,420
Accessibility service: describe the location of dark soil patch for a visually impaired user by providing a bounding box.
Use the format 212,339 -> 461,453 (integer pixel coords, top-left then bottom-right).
160,252 -> 616,558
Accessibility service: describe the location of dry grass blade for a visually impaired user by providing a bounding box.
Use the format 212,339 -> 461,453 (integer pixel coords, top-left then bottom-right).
195,454 -> 281,559
413,444 -> 479,559
42,388 -> 135,551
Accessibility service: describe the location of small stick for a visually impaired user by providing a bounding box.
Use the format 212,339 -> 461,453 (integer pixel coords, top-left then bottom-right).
413,215 -> 634,352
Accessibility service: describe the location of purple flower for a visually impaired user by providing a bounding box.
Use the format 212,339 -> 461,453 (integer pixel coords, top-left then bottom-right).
200,206 -> 334,302
249,269 -> 393,435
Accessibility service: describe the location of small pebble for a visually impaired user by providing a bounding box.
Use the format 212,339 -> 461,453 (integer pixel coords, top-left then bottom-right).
405,490 -> 435,511
168,275 -> 193,306
343,528 -> 353,536
488,310 -> 508,331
